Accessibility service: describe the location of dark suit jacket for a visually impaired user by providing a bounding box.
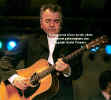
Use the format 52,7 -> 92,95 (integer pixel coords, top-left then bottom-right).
88,92 -> 106,100
27,30 -> 83,100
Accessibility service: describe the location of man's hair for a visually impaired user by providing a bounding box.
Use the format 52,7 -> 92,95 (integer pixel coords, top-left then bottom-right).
99,70 -> 111,90
40,3 -> 63,22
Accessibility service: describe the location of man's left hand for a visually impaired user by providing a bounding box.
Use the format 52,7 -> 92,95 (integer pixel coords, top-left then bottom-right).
55,58 -> 70,72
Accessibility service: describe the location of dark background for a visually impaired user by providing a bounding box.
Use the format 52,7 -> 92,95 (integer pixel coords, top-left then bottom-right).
0,0 -> 111,36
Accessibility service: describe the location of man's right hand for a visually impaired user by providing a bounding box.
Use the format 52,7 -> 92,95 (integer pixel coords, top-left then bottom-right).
12,76 -> 29,90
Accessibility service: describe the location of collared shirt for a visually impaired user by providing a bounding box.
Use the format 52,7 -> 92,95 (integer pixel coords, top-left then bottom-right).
47,34 -> 58,65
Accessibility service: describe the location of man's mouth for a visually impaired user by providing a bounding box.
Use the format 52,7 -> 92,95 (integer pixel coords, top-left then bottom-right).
48,28 -> 56,31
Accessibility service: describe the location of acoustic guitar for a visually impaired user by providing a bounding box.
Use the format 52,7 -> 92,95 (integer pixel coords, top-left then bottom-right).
0,35 -> 108,100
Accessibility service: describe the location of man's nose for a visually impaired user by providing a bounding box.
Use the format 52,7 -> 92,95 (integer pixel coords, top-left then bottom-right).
49,21 -> 55,27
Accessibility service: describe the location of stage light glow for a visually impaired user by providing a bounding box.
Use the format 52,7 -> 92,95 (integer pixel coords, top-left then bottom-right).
90,46 -> 100,53
105,44 -> 111,55
90,48 -> 97,52
0,41 -> 3,49
7,40 -> 17,51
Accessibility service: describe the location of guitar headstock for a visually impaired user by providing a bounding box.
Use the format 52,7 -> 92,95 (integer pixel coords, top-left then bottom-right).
85,35 -> 108,50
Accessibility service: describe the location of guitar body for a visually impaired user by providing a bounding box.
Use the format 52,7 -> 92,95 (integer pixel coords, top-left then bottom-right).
0,59 -> 59,100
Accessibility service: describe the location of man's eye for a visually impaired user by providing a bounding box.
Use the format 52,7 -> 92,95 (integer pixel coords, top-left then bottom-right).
45,19 -> 51,23
55,20 -> 61,23
45,20 -> 49,23
45,21 -> 49,23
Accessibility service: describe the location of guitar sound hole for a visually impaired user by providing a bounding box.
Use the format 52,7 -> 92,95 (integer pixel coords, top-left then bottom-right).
30,72 -> 39,87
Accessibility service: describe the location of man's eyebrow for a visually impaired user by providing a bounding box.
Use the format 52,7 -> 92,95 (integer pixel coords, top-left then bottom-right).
45,18 -> 51,20
45,18 -> 60,20
44,18 -> 51,21
55,18 -> 61,20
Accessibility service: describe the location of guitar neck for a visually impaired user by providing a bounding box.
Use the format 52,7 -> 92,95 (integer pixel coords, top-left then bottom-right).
38,65 -> 55,79
63,35 -> 108,62
31,35 -> 108,85
63,46 -> 86,63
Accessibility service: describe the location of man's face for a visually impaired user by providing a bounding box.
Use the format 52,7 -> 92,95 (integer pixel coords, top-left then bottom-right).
40,9 -> 61,36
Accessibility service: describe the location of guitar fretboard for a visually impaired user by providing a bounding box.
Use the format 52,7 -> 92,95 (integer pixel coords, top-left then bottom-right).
63,46 -> 86,63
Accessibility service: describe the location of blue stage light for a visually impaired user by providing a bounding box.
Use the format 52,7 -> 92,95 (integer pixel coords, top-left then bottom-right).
90,46 -> 100,53
90,48 -> 97,52
95,46 -> 100,51
0,41 -> 3,49
7,40 -> 17,51
105,44 -> 111,55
